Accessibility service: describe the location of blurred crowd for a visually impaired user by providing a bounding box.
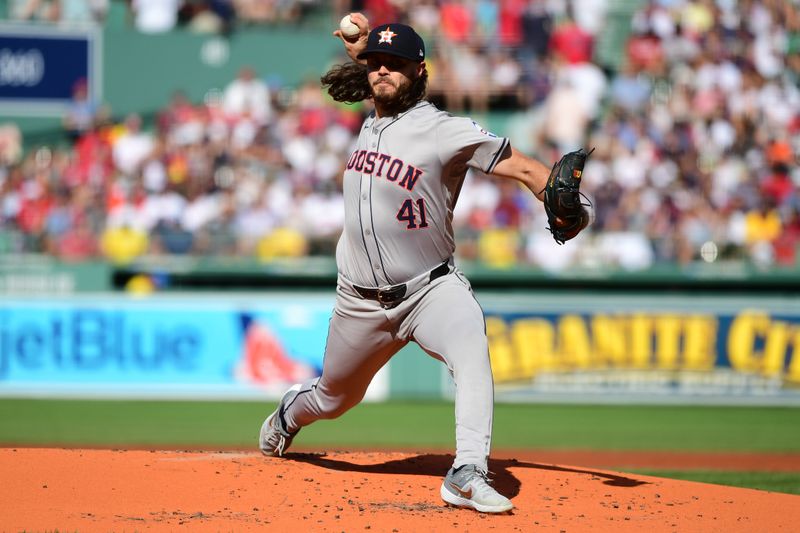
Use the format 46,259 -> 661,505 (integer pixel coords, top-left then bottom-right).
1,0 -> 799,272
6,0 -> 320,31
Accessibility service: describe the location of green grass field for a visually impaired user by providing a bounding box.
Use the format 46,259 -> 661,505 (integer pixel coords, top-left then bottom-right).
2,399 -> 799,494
628,470 -> 800,495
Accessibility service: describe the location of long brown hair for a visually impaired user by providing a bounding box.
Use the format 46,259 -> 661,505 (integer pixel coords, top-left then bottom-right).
320,62 -> 428,115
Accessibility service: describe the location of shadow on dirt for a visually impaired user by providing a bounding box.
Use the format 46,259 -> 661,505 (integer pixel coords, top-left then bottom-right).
286,452 -> 648,498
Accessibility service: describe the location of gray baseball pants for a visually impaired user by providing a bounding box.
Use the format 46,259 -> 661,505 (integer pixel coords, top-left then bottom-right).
281,268 -> 494,471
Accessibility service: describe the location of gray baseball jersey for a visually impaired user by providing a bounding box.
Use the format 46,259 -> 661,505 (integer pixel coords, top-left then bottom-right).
336,101 -> 510,287
277,100 -> 509,472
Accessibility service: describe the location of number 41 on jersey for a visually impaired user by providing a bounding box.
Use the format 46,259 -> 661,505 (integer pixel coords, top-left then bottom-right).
397,198 -> 428,229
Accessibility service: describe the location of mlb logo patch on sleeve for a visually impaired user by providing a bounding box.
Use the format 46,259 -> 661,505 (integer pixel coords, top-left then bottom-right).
471,121 -> 497,138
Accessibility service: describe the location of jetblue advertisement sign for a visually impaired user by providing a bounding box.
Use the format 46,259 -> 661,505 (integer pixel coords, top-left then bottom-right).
0,296 -> 337,399
0,24 -> 100,114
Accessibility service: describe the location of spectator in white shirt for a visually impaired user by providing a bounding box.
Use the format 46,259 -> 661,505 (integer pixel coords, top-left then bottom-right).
223,66 -> 273,125
131,0 -> 183,34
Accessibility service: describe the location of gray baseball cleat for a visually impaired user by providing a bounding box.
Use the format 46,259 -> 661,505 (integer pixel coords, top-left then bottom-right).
440,464 -> 514,513
259,383 -> 301,456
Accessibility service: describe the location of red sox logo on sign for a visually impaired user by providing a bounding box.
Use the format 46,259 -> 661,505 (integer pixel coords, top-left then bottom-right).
379,28 -> 397,44
235,313 -> 317,389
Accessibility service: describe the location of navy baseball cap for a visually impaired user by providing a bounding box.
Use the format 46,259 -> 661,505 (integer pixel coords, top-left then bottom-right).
357,23 -> 425,62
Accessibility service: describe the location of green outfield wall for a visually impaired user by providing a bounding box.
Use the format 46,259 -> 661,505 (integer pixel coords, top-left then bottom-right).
0,288 -> 797,405
3,256 -> 800,295
0,255 -> 111,293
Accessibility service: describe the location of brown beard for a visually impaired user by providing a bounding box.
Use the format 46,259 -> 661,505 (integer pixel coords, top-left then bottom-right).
320,62 -> 428,115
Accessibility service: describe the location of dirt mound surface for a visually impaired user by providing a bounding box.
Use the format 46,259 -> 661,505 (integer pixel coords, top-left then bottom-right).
2,448 -> 798,532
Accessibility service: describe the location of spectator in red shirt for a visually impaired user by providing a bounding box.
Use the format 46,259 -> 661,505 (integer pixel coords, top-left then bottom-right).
760,163 -> 794,207
627,29 -> 665,75
363,0 -> 399,27
497,0 -> 525,48
440,1 -> 473,44
57,218 -> 99,261
69,124 -> 114,187
773,207 -> 800,266
549,14 -> 593,64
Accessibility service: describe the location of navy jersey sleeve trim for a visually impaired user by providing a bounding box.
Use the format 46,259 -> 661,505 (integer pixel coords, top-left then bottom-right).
485,138 -> 509,174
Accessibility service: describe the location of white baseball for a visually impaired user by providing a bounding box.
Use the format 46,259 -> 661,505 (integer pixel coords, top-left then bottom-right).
339,15 -> 360,38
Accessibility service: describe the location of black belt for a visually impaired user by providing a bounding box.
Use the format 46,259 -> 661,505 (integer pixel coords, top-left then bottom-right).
353,261 -> 450,306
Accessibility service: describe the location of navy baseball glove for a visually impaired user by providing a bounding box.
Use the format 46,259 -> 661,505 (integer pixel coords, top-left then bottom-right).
541,148 -> 593,245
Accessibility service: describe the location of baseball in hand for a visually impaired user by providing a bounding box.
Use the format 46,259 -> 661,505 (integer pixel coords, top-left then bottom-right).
339,15 -> 360,39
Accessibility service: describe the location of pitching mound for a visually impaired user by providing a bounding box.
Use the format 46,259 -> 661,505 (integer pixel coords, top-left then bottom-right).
1,448 -> 798,532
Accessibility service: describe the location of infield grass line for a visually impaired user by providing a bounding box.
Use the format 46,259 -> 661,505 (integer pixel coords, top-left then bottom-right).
1,399 -> 798,453
627,469 -> 800,496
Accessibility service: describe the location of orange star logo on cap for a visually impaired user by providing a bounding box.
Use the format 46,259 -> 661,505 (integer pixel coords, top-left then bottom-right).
378,27 -> 397,44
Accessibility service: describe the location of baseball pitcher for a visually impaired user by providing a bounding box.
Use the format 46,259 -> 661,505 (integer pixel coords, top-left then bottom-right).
260,14 -> 590,514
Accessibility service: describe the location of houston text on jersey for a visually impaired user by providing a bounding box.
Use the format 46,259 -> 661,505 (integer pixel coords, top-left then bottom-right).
346,149 -> 424,191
